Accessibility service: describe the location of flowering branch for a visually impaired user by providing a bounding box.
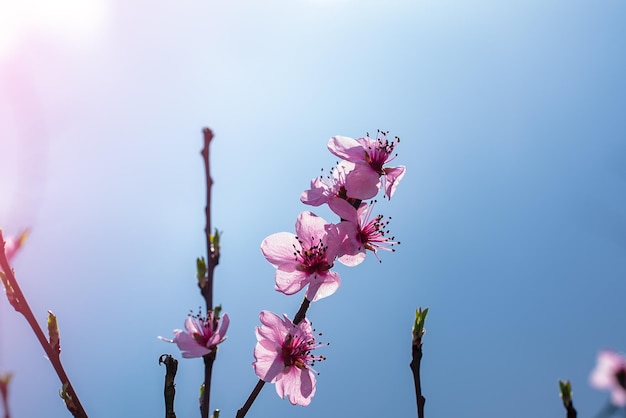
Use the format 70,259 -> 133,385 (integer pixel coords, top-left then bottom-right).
0,230 -> 88,418
410,307 -> 428,418
199,127 -> 220,418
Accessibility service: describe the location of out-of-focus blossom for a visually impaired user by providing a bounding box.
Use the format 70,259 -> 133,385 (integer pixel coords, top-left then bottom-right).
261,211 -> 341,302
333,200 -> 399,266
327,131 -> 406,199
159,310 -> 229,358
590,350 -> 626,406
253,310 -> 326,406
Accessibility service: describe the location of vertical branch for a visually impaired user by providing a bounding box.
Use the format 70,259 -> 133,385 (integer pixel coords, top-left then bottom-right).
410,343 -> 425,418
159,355 -> 178,418
0,231 -> 88,418
200,127 -> 216,312
410,307 -> 428,418
199,128 -> 220,418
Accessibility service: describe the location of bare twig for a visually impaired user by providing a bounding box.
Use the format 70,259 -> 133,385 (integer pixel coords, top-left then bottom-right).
0,231 -> 88,418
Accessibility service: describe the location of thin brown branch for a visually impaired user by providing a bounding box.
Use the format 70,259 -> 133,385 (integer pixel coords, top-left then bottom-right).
0,231 -> 88,418
200,127 -> 217,312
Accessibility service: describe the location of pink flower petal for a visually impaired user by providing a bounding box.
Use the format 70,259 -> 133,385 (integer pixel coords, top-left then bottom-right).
173,330 -> 211,358
306,270 -> 340,301
344,166 -> 380,200
261,232 -> 299,268
275,269 -> 308,295
327,135 -> 364,161
383,165 -> 406,199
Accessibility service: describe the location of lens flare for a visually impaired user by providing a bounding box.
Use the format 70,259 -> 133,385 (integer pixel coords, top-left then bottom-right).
0,0 -> 108,57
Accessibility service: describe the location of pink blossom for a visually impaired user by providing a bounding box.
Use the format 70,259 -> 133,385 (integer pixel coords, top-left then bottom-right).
590,350 -> 626,406
333,199 -> 399,266
261,211 -> 341,302
159,310 -> 229,358
253,310 -> 326,406
301,160 -> 378,209
327,131 -> 406,199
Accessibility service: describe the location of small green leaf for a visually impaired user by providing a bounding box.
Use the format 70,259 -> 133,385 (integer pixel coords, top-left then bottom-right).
196,257 -> 207,281
559,379 -> 573,407
47,310 -> 60,354
412,307 -> 429,344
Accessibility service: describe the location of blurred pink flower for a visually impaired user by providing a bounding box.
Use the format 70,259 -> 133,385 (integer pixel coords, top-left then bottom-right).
253,310 -> 326,406
590,350 -> 626,406
160,311 -> 229,358
327,132 -> 406,199
333,200 -> 399,266
261,211 -> 341,302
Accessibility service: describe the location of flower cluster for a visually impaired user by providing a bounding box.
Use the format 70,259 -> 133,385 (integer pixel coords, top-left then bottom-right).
255,131 -> 405,406
262,131 -> 405,302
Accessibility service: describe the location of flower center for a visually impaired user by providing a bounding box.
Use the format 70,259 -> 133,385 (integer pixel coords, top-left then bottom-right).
364,131 -> 400,175
281,334 -> 310,370
294,237 -> 333,276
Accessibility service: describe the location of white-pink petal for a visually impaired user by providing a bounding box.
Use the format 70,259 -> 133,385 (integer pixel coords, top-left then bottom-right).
306,270 -> 341,301
261,232 -> 299,268
327,135 -> 364,161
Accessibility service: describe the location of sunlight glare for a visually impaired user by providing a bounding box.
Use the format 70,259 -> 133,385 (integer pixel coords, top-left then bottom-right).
0,0 -> 108,57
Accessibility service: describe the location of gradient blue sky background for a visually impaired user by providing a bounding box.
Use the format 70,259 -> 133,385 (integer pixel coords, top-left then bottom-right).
1,1 -> 626,417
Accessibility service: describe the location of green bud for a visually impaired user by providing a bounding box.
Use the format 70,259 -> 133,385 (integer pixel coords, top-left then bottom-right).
559,379 -> 573,407
0,271 -> 19,310
210,229 -> 222,257
59,383 -> 77,415
0,373 -> 12,401
199,383 -> 205,406
211,409 -> 220,418
196,257 -> 207,281
47,310 -> 60,354
412,307 -> 429,344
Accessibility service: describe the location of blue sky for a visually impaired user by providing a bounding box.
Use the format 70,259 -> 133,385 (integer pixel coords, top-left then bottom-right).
1,1 -> 626,417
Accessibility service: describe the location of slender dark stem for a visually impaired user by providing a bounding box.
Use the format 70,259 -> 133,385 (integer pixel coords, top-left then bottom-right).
292,297 -> 311,325
235,380 -> 265,418
410,339 -> 425,418
200,127 -> 217,312
200,354 -> 215,418
199,128 -> 220,418
0,231 -> 88,418
565,403 -> 577,418
235,297 -> 311,417
159,354 -> 178,418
